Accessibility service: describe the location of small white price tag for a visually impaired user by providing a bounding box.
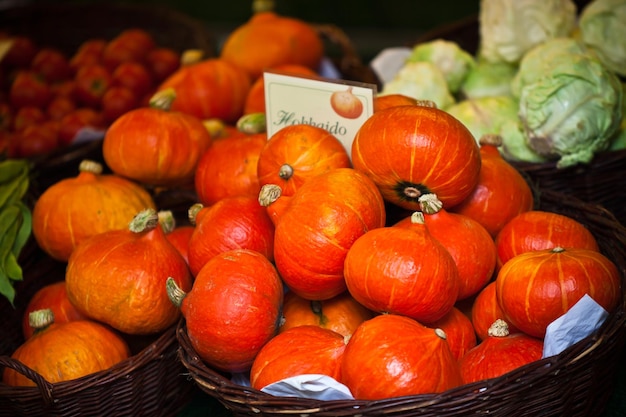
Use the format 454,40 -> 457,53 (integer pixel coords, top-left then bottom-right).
264,72 -> 376,157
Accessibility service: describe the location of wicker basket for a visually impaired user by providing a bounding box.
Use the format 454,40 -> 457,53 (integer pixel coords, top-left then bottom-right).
410,10 -> 626,227
176,188 -> 626,417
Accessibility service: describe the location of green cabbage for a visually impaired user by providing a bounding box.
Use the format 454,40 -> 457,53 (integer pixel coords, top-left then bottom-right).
459,59 -> 518,99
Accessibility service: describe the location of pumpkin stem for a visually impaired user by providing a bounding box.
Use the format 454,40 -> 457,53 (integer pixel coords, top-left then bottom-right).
237,112 -> 266,134
78,159 -> 103,175
203,118 -> 227,139
253,0 -> 275,13
479,134 -> 503,148
418,193 -> 443,215
180,49 -> 204,66
258,184 -> 282,207
488,319 -> 510,337
149,88 -> 176,111
415,99 -> 437,109
29,308 -> 55,332
166,277 -> 187,308
129,208 -> 159,233
158,210 -> 176,234
410,211 -> 425,225
434,328 -> 447,340
552,247 -> 566,253
278,164 -> 294,180
188,203 -> 204,226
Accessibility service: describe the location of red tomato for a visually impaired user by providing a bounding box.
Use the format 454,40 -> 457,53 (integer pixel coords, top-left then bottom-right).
2,36 -> 38,69
15,121 -> 59,157
0,101 -> 14,130
102,29 -> 156,71
74,64 -> 112,108
146,47 -> 180,82
9,70 -> 52,109
13,106 -> 46,132
47,95 -> 77,121
112,61 -> 153,97
31,48 -> 72,83
50,79 -> 77,99
57,108 -> 104,146
101,86 -> 139,123
69,39 -> 106,73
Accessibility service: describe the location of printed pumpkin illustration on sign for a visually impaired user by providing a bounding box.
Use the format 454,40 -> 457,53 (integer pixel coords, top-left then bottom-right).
330,87 -> 364,119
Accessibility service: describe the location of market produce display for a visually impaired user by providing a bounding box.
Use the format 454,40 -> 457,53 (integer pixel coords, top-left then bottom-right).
0,0 -> 625,416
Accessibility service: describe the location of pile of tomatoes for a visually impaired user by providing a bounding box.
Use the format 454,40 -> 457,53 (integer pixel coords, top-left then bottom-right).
0,28 -> 182,158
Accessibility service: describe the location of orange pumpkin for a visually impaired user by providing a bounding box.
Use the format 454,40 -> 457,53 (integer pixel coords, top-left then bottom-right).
495,210 -> 600,270
496,247 -> 621,338
3,309 -> 129,386
341,314 -> 462,400
269,168 -> 386,300
344,212 -> 459,323
279,291 -> 374,338
257,124 -> 352,197
102,91 -> 213,186
250,325 -> 346,390
425,306 -> 477,361
65,209 -> 193,335
194,131 -> 267,206
21,281 -> 87,339
452,134 -> 535,238
32,159 -> 156,262
373,93 -> 417,112
394,193 -> 496,300
168,249 -> 284,373
352,102 -> 481,210
471,281 -> 520,342
220,11 -> 324,80
459,319 -> 543,384
165,225 -> 194,265
157,58 -> 252,123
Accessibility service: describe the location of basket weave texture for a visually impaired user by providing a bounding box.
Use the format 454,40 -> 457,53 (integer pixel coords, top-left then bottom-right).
177,188 -> 626,417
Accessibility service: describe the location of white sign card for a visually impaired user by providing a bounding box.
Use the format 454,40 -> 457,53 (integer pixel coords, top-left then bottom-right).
264,72 -> 377,157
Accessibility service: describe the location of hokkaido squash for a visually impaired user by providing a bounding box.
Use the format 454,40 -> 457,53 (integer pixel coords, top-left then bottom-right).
3,309 -> 129,386
425,306 -> 477,361
471,281 -> 519,342
352,102 -> 481,210
32,159 -> 156,262
65,209 -> 192,335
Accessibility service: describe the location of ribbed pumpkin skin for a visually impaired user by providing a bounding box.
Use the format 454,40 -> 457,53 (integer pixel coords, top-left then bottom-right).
341,314 -> 462,400
103,106 -> 212,186
496,247 -> 622,339
273,168 -> 386,301
351,105 -> 481,210
344,225 -> 459,323
187,196 -> 275,276
181,249 -> 284,373
3,320 -> 130,386
250,325 -> 346,391
426,306 -> 477,361
32,166 -> 156,262
452,139 -> 534,238
65,221 -> 192,335
158,58 -> 252,123
494,210 -> 600,270
257,124 -> 352,197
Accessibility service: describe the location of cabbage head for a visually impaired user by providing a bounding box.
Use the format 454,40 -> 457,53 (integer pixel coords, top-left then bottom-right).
406,39 -> 476,93
479,0 -> 577,64
380,61 -> 455,109
460,59 -> 518,99
579,0 -> 626,77
446,95 -> 519,144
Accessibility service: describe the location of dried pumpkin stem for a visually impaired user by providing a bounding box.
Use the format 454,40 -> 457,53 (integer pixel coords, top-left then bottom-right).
258,184 -> 282,207
479,134 -> 503,147
166,277 -> 187,308
158,210 -> 176,234
188,203 -> 204,226
149,88 -> 176,111
488,319 -> 510,337
410,211 -> 425,225
418,193 -> 443,214
78,159 -> 103,175
236,112 -> 266,134
129,208 -> 159,233
29,308 -> 55,331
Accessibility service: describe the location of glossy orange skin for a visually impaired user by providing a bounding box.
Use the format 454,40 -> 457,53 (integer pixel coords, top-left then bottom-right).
273,168 -> 386,300
181,249 -> 283,373
451,141 -> 534,238
257,124 -> 352,197
157,58 -> 251,123
352,105 -> 481,210
187,196 -> 275,276
66,220 -> 192,335
494,210 -> 600,270
426,307 -> 477,362
471,282 -> 520,342
496,247 -> 621,338
3,319 -> 130,386
278,291 -> 374,338
220,12 -> 323,80
103,106 -> 212,186
459,327 -> 543,384
341,314 -> 462,400
194,132 -> 267,206
250,325 -> 346,390
22,281 -> 88,339
373,93 -> 418,112
32,165 -> 156,262
165,225 -> 195,265
344,224 -> 459,323
394,206 -> 496,301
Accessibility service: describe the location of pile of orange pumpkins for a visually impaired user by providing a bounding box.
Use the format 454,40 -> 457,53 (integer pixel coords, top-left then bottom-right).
3,8 -> 622,404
